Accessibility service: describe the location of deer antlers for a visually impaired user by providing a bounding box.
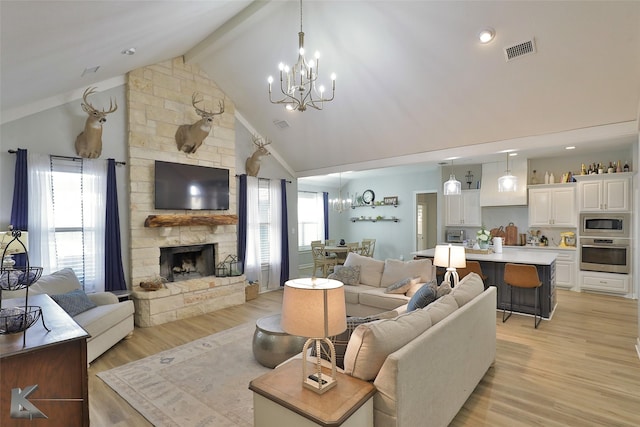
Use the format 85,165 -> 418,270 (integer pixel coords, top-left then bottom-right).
252,135 -> 272,149
192,93 -> 224,118
81,87 -> 117,116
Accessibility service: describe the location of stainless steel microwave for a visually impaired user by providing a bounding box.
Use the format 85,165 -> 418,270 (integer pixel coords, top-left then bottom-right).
579,212 -> 630,238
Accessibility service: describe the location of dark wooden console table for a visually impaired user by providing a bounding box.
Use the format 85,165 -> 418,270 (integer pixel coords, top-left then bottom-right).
0,294 -> 90,426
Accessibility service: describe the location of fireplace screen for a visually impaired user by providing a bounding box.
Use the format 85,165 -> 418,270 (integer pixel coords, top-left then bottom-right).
160,244 -> 215,282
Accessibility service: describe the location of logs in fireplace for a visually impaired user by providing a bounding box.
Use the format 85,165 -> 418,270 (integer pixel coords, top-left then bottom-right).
159,244 -> 215,282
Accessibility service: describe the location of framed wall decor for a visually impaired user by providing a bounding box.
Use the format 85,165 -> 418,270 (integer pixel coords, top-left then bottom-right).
384,196 -> 398,205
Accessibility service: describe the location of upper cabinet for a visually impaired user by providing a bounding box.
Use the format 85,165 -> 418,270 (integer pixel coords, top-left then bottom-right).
479,157 -> 528,206
445,190 -> 482,226
574,173 -> 631,212
528,184 -> 576,227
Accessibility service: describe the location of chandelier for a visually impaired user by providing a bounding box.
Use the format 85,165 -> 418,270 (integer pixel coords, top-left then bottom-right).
331,174 -> 352,213
267,0 -> 336,112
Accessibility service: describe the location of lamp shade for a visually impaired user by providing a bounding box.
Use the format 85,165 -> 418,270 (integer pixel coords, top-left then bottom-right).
433,244 -> 466,269
281,278 -> 347,338
0,231 -> 28,255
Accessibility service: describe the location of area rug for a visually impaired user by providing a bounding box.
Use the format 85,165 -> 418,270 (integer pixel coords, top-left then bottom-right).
97,322 -> 270,427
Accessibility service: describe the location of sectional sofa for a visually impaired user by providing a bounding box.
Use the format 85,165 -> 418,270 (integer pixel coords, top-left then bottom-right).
329,252 -> 437,316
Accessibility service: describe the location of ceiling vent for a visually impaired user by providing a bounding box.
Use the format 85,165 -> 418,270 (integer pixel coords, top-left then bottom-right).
504,38 -> 536,62
273,119 -> 290,129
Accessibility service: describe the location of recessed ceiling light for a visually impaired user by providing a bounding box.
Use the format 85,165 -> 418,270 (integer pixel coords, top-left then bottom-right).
565,146 -> 576,150
121,47 -> 136,55
478,28 -> 495,44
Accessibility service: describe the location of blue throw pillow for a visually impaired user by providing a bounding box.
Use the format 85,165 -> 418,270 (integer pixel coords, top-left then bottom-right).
51,289 -> 97,317
407,283 -> 437,312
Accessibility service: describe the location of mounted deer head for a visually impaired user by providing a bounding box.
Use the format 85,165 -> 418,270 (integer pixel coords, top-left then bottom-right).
175,93 -> 225,153
246,135 -> 271,177
75,87 -> 117,158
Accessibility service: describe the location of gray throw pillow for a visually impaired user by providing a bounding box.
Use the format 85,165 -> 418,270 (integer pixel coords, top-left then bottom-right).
385,276 -> 420,294
51,289 -> 97,317
328,265 -> 361,285
312,310 -> 397,369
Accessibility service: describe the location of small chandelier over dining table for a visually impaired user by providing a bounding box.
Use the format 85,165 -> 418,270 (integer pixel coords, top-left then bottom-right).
331,173 -> 352,213
267,0 -> 336,112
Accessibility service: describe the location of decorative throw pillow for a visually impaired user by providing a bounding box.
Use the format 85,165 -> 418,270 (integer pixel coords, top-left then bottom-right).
385,276 -> 420,294
312,310 -> 397,369
436,281 -> 453,298
407,282 -> 437,312
51,289 -> 97,317
328,265 -> 361,285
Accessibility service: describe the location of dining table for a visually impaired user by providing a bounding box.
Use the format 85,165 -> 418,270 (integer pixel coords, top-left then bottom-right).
324,245 -> 361,264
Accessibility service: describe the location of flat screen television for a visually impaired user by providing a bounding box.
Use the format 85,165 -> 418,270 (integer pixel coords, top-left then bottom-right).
154,161 -> 230,210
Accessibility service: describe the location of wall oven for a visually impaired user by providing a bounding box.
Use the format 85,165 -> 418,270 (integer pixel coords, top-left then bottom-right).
580,213 -> 630,238
580,237 -> 630,274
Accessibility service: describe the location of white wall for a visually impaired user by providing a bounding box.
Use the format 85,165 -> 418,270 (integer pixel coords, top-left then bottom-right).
0,85 -> 130,281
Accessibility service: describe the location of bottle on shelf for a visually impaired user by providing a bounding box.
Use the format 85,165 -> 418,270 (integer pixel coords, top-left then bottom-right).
617,160 -> 622,173
581,163 -> 587,175
530,170 -> 538,185
607,162 -> 614,174
544,171 -> 549,184
624,160 -> 630,172
549,172 -> 555,184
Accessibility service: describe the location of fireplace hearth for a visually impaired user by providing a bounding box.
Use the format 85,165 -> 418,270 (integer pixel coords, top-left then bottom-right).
160,244 -> 215,282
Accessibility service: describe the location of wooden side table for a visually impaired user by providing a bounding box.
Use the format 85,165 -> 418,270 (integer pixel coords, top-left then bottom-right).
249,358 -> 376,427
0,294 -> 90,426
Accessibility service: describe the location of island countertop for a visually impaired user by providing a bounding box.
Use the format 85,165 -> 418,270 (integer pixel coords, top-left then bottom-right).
413,247 -> 558,265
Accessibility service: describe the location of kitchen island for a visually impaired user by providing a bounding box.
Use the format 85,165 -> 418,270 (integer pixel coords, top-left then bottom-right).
413,247 -> 557,319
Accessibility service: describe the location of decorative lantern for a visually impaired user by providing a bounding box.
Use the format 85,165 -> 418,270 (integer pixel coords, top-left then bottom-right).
215,261 -> 228,277
224,255 -> 243,277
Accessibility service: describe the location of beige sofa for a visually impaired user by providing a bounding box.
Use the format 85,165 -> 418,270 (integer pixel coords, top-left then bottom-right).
3,268 -> 134,363
331,252 -> 437,317
289,272 -> 496,427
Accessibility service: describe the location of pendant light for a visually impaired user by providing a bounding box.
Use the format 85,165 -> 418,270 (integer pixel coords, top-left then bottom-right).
498,152 -> 518,192
443,160 -> 462,196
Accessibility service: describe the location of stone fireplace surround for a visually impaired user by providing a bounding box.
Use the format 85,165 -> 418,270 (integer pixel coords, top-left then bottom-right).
127,57 -> 246,327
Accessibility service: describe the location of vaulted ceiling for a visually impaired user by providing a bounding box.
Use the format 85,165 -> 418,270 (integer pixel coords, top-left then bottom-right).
2,1 -> 639,177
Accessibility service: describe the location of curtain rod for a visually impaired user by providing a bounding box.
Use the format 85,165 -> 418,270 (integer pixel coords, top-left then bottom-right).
235,174 -> 291,183
8,149 -> 126,166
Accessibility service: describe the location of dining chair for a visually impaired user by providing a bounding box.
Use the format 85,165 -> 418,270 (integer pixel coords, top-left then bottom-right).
336,242 -> 360,265
502,263 -> 543,328
311,242 -> 337,277
360,239 -> 376,257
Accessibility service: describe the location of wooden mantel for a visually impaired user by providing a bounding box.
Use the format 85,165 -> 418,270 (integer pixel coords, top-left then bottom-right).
144,214 -> 238,228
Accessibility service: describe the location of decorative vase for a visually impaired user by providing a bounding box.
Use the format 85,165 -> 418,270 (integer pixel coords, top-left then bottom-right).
479,241 -> 489,249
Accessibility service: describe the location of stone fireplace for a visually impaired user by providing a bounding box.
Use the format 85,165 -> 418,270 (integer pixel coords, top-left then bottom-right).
126,57 -> 246,327
160,244 -> 215,283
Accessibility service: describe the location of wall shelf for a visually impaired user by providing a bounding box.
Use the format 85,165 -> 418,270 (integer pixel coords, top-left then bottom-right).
350,218 -> 399,223
351,204 -> 398,209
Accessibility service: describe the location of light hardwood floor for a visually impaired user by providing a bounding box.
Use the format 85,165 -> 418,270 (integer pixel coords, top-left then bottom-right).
88,290 -> 640,426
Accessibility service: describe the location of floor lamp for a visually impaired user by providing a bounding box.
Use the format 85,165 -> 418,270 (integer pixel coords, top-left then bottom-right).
434,244 -> 466,287
281,278 -> 346,394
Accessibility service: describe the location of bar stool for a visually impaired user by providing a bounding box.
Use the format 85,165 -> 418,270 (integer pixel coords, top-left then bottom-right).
502,263 -> 543,328
457,261 -> 488,284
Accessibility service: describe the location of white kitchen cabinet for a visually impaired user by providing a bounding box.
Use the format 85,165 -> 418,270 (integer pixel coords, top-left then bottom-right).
479,157 -> 528,206
445,190 -> 481,226
554,250 -> 576,289
580,270 -> 630,295
575,173 -> 631,212
528,184 -> 577,227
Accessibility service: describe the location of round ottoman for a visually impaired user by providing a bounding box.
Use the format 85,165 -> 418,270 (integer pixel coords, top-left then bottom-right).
252,314 -> 306,368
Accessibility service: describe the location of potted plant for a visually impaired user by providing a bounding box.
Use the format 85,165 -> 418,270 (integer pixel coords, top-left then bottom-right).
477,226 -> 491,249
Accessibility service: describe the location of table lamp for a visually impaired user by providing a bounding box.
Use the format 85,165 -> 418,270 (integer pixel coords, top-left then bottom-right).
281,278 -> 346,394
434,244 -> 466,287
0,230 -> 28,268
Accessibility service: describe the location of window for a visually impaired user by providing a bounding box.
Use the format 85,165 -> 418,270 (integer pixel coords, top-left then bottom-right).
258,178 -> 271,265
298,191 -> 324,247
49,158 -> 104,291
